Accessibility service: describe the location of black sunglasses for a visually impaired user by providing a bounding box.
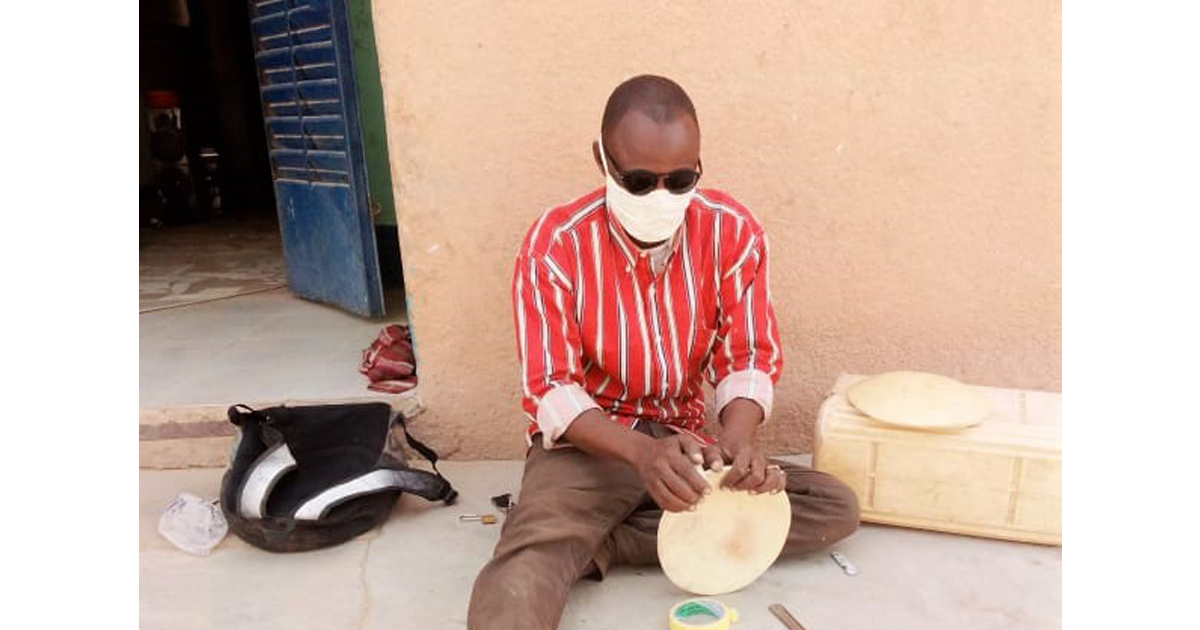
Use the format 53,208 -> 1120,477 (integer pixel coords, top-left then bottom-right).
607,153 -> 703,196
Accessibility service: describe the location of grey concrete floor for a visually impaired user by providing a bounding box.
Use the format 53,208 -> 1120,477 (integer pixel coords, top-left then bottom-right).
140,288 -> 410,407
140,461 -> 1061,630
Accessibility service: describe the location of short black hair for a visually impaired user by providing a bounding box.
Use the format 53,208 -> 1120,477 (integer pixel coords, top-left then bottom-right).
601,75 -> 698,141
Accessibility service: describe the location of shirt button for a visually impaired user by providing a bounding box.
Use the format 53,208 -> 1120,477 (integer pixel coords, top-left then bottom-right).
626,265 -> 632,273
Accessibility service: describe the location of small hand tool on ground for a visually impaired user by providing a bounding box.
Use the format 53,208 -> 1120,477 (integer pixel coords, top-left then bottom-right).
768,604 -> 808,630
491,493 -> 516,514
459,514 -> 498,525
830,550 -> 860,576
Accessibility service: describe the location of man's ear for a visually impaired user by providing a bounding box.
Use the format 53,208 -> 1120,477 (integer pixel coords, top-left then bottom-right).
592,140 -> 604,176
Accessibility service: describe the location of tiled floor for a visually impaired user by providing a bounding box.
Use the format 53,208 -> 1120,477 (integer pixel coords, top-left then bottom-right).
141,460 -> 1062,630
140,219 -> 407,407
140,219 -> 288,313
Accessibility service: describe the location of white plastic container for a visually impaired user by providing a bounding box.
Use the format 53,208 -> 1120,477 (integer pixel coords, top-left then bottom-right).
814,374 -> 1061,545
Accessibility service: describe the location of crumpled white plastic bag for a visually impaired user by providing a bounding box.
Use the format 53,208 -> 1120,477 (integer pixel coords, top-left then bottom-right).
158,492 -> 228,556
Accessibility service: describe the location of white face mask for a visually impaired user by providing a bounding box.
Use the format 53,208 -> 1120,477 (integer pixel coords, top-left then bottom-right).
599,137 -> 695,244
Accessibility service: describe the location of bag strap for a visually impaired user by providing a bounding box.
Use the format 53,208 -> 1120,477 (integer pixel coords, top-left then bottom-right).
391,411 -> 458,505
392,412 -> 444,476
228,404 -> 260,426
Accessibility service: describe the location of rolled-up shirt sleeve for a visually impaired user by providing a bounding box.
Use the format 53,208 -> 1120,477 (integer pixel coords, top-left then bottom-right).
707,232 -> 784,422
513,248 -> 600,448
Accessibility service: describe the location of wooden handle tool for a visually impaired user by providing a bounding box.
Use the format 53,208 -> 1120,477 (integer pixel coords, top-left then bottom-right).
768,603 -> 808,630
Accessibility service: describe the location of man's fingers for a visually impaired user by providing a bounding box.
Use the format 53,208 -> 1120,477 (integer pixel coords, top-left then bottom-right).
648,478 -> 691,513
657,464 -> 701,508
678,436 -> 705,467
736,454 -> 768,492
702,445 -> 725,472
753,464 -> 787,494
668,437 -> 710,497
722,448 -> 752,488
771,465 -> 788,493
670,450 -> 711,497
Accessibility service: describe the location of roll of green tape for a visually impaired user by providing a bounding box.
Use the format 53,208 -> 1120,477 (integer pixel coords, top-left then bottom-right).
668,598 -> 739,630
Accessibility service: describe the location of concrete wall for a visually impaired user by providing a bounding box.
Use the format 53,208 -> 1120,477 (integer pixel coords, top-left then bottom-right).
370,0 -> 1061,459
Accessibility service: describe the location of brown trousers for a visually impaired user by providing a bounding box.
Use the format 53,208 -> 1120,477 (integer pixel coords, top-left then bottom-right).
467,423 -> 861,630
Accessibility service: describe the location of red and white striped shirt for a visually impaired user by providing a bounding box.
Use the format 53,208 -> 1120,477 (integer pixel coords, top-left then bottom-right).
513,187 -> 783,448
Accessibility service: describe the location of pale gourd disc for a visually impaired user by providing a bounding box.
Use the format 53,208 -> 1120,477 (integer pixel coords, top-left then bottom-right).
846,371 -> 993,431
657,468 -> 791,595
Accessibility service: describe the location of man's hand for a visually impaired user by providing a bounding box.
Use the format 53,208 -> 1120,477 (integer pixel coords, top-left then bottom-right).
702,441 -> 786,495
631,434 -> 712,512
701,398 -> 787,495
562,410 -> 710,513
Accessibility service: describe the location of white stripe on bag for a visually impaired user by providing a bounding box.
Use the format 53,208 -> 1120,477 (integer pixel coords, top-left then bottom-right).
293,470 -> 409,521
238,443 -> 297,519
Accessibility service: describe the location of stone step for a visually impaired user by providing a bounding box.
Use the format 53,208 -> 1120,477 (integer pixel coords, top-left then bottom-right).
139,393 -> 426,469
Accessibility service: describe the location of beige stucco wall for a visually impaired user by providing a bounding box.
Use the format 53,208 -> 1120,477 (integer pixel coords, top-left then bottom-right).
371,1 -> 1061,459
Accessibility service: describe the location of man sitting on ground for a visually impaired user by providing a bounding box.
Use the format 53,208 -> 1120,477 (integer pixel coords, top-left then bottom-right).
468,74 -> 860,630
